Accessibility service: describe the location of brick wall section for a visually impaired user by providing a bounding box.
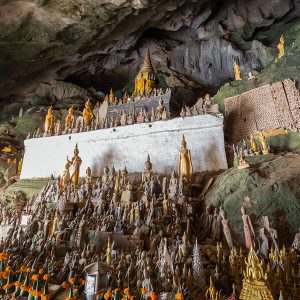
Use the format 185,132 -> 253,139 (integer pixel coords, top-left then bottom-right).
225,79 -> 300,142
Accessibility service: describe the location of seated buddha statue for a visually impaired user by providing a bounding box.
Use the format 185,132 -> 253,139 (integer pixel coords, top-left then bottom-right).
82,99 -> 94,129
65,106 -> 75,131
133,72 -> 146,96
44,106 -> 56,135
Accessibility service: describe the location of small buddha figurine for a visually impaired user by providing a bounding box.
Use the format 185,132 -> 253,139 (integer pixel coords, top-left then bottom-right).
234,62 -> 242,81
248,72 -> 255,80
277,34 -> 285,60
108,88 -> 115,105
67,144 -> 82,188
142,154 -> 153,183
44,106 -> 56,135
178,135 -> 193,186
65,106 -> 75,130
17,158 -> 23,175
82,99 -> 94,129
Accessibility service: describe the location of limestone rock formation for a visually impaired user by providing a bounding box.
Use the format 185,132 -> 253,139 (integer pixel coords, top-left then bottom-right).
205,153 -> 300,246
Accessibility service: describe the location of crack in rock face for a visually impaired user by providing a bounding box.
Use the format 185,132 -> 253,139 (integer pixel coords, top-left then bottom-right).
0,0 -> 296,105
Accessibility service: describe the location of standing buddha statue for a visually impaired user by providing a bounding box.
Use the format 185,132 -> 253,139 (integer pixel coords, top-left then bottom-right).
178,135 -> 193,186
65,106 -> 75,130
277,35 -> 285,60
234,62 -> 242,81
82,99 -> 94,128
256,131 -> 269,155
44,106 -> 56,135
132,49 -> 158,96
67,144 -> 82,189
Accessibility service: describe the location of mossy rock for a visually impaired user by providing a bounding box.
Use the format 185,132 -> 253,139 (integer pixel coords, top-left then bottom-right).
7,178 -> 56,198
205,153 -> 300,247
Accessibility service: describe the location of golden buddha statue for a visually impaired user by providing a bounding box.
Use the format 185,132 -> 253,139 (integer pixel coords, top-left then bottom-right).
67,144 -> 82,188
44,106 -> 56,135
256,131 -> 269,155
178,135 -> 193,185
205,277 -> 222,300
82,99 -> 94,128
132,49 -> 157,96
240,248 -> 274,300
65,106 -> 75,130
108,88 -> 115,105
17,159 -> 23,175
277,35 -> 285,60
250,134 -> 259,155
234,62 -> 242,81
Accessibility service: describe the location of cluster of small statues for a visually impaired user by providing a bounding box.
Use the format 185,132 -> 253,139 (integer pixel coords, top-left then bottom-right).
0,139 -> 300,299
180,94 -> 220,118
233,132 -> 270,169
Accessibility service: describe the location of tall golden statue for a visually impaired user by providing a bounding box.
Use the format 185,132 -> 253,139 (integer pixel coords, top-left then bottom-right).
256,131 -> 269,155
240,248 -> 274,300
132,49 -> 157,96
178,135 -> 193,185
65,106 -> 75,130
250,134 -> 259,155
67,144 -> 82,188
82,99 -> 94,128
234,62 -> 242,81
277,35 -> 285,60
60,161 -> 71,192
44,106 -> 56,134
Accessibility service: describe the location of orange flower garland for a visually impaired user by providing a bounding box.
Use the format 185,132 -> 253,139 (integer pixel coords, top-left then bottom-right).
31,274 -> 39,281
104,290 -> 112,300
175,293 -> 184,300
61,281 -> 69,289
0,253 -> 8,261
43,274 -> 51,281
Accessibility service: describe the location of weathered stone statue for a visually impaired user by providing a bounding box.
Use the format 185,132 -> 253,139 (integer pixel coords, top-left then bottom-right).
234,62 -> 242,81
65,106 -> 75,130
67,144 -> 82,188
82,99 -> 94,128
178,135 -> 193,185
220,210 -> 233,249
60,162 -> 71,192
142,155 -> 153,183
241,206 -> 255,249
259,216 -> 279,260
44,106 -> 56,135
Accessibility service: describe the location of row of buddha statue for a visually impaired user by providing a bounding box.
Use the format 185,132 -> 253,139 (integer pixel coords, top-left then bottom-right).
59,134 -> 193,193
39,97 -> 170,139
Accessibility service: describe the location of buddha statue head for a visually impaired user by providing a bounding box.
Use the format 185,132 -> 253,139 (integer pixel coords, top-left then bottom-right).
48,106 -> 53,114
85,99 -> 91,109
74,144 -> 79,156
144,154 -> 152,171
68,106 -> 75,115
